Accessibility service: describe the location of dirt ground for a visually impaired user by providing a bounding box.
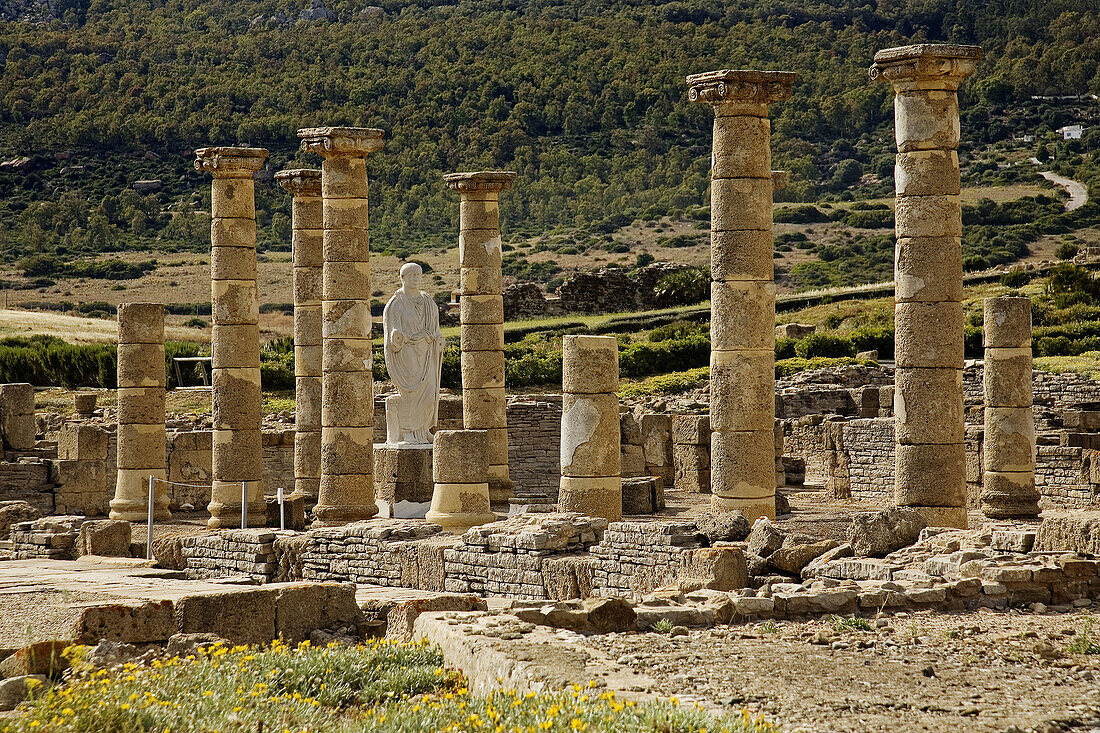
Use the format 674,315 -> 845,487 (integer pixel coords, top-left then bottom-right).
583,608 -> 1100,733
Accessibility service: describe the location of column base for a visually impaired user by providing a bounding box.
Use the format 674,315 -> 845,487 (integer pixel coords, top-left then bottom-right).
980,471 -> 1040,519
710,495 -> 774,524
206,502 -> 269,529
311,502 -> 379,528
427,480 -> 496,534
373,444 -> 433,517
291,477 -> 320,511
907,505 -> 968,529
110,468 -> 171,522
557,475 -> 622,522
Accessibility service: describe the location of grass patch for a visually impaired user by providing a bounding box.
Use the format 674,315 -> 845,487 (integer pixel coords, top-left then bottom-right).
1034,351 -> 1100,380
3,641 -> 780,733
619,367 -> 709,398
1066,619 -> 1100,655
830,615 -> 872,632
775,357 -> 874,378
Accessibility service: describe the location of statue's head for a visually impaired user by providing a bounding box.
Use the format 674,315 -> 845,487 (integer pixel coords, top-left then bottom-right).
400,262 -> 423,290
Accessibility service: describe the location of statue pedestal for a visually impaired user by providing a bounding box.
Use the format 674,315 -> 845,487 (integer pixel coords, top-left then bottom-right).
373,443 -> 434,518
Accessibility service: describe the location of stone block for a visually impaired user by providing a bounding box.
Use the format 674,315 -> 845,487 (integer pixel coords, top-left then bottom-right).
621,476 -> 662,515
74,392 -> 97,415
319,426 -> 373,476
894,367 -> 963,444
385,594 -> 487,641
894,194 -> 962,238
374,444 -> 434,507
983,348 -> 1033,408
274,582 -> 365,644
210,177 -> 256,219
894,301 -> 964,368
72,600 -> 174,644
210,324 -> 260,369
117,302 -> 164,345
709,350 -> 774,431
558,475 -> 622,522
461,323 -> 504,352
681,547 -> 747,591
320,155 -> 368,199
710,429 -> 775,500
895,443 -> 965,506
671,414 -> 710,445
265,494 -> 306,530
76,519 -> 131,557
458,229 -> 503,269
459,294 -> 504,325
561,393 -> 621,478
461,349 -> 505,390
321,260 -> 370,301
640,413 -> 671,466
710,281 -> 776,351
711,114 -> 771,178
211,244 -> 258,281
174,588 -> 278,646
462,387 -> 506,429
0,641 -> 69,679
57,425 -> 109,461
981,470 -> 1040,518
894,150 -> 960,196
320,372 -> 374,427
116,344 -> 166,389
212,429 -> 263,481
711,230 -> 774,282
460,198 -> 500,230
117,387 -> 165,425
894,90 -> 960,153
321,299 -> 373,340
620,444 -> 645,477
711,177 -> 772,231
894,236 -> 963,302
460,266 -> 503,297
116,423 -> 166,469
433,430 -> 489,484
983,407 -> 1035,473
211,279 -> 259,326
562,335 -> 619,394
210,216 -> 257,248
984,296 -> 1031,348
847,506 -> 927,557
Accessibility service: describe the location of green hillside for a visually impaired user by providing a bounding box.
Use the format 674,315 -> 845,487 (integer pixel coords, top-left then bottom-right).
0,0 -> 1098,281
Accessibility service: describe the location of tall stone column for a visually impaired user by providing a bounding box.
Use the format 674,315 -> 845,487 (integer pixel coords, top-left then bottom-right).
871,44 -> 982,529
195,146 -> 269,529
982,296 -> 1039,517
687,69 -> 795,523
298,127 -> 384,526
443,171 -> 516,510
276,168 -> 323,511
558,335 -> 622,521
110,302 -> 170,522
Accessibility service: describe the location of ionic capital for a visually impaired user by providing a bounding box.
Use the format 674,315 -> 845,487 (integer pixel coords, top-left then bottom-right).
443,171 -> 517,195
275,168 -> 322,197
194,147 -> 269,178
870,44 -> 983,92
686,69 -> 796,109
297,127 -> 384,157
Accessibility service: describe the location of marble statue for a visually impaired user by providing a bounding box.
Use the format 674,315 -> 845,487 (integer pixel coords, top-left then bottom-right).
383,262 -> 445,445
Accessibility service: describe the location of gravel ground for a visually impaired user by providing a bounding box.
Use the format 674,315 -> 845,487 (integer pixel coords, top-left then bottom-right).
584,607 -> 1100,732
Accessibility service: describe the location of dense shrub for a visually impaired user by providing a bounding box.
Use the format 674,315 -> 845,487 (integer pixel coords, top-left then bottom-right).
794,332 -> 855,358
774,206 -> 829,224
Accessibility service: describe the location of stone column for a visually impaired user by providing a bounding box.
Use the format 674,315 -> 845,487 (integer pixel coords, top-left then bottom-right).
110,302 -> 170,522
195,146 -> 269,529
276,168 -> 323,511
558,335 -> 622,521
298,127 -> 384,526
427,429 -> 495,533
687,69 -> 795,523
871,44 -> 982,529
982,296 -> 1039,517
443,171 -> 516,510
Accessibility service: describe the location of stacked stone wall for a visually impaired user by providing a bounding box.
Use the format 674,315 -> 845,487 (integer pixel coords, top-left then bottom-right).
590,521 -> 703,597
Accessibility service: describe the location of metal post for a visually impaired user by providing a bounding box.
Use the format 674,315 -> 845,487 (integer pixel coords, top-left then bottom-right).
278,486 -> 285,531
241,481 -> 248,529
146,475 -> 154,561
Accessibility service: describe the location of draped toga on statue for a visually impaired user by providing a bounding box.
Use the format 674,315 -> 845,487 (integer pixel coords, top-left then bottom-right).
382,287 -> 444,444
